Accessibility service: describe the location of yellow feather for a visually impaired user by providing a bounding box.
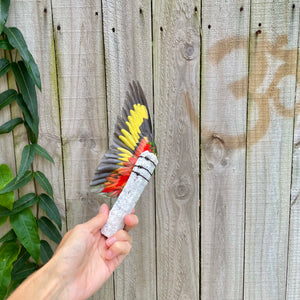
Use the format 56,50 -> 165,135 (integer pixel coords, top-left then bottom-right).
133,105 -> 142,125
130,110 -> 139,132
128,115 -> 140,134
118,153 -> 131,159
141,105 -> 148,119
119,135 -> 135,150
118,157 -> 130,162
121,129 -> 136,148
118,103 -> 149,151
126,121 -> 139,143
117,147 -> 132,156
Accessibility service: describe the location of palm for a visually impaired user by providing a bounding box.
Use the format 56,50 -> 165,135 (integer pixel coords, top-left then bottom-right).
54,213 -> 131,300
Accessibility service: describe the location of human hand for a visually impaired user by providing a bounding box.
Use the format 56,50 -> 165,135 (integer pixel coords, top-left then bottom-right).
9,203 -> 138,300
53,203 -> 138,299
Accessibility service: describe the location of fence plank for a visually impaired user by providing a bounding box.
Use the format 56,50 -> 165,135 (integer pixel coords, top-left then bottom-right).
244,1 -> 299,299
201,1 -> 250,299
6,3 -> 36,197
6,0 -> 67,251
2,2 -> 300,299
153,1 -> 200,299
50,1 -> 110,298
101,1 -> 156,299
286,10 -> 300,299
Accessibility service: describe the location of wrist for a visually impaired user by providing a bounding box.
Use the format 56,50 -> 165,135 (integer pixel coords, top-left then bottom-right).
9,255 -> 68,300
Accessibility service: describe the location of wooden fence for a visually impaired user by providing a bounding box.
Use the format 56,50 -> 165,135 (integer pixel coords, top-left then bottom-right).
0,0 -> 300,299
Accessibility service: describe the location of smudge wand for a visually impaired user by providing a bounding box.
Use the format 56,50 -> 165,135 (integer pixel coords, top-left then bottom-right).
90,81 -> 158,237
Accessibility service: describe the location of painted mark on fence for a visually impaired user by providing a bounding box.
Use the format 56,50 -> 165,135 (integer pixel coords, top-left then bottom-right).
194,33 -> 299,149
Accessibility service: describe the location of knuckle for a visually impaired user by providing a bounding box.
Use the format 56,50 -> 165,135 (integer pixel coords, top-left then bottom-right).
117,230 -> 129,241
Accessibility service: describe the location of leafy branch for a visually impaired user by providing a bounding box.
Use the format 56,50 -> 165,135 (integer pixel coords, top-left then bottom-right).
0,0 -> 62,298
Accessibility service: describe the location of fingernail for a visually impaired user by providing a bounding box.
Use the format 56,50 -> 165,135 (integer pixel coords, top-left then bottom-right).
100,204 -> 107,213
106,250 -> 113,259
106,236 -> 116,247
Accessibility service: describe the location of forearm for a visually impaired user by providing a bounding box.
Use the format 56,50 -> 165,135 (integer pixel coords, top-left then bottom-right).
8,256 -> 67,300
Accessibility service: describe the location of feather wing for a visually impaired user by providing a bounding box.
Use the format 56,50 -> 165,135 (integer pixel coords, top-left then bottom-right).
90,81 -> 156,197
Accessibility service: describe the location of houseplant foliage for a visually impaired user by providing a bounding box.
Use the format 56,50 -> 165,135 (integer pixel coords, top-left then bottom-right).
0,0 -> 62,298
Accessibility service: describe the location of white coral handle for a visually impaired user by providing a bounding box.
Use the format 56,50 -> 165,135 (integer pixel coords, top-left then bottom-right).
101,151 -> 158,238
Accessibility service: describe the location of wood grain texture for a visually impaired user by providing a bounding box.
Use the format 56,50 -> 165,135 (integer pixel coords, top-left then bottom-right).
244,1 -> 299,299
6,0 -> 67,251
2,1 -> 300,299
153,0 -> 200,299
101,1 -> 156,299
51,0 -> 110,298
6,3 -> 36,198
286,7 -> 300,298
201,1 -> 250,299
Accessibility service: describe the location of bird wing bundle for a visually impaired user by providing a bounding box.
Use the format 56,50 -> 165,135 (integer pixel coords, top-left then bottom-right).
90,81 -> 158,237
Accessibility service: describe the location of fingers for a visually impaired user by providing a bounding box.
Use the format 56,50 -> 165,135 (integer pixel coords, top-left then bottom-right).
86,204 -> 109,233
106,229 -> 133,246
105,241 -> 132,260
124,214 -> 139,232
105,230 -> 133,260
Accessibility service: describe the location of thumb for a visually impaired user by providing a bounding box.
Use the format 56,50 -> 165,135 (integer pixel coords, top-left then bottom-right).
86,203 -> 109,233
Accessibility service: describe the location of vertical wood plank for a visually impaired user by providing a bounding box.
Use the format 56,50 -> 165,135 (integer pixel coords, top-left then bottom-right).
244,1 -> 299,299
6,1 -> 36,197
6,0 -> 67,243
51,0 -> 110,298
101,1 -> 156,299
286,4 -> 300,298
153,1 -> 200,299
201,1 -> 250,299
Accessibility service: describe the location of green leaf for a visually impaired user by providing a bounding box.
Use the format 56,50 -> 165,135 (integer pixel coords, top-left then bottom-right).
16,94 -> 38,143
34,171 -> 53,197
10,208 -> 40,263
0,215 -> 7,225
0,164 -> 14,210
38,194 -> 61,229
31,144 -> 54,164
0,229 -> 16,243
3,27 -> 41,90
12,246 -> 30,272
12,193 -> 38,215
11,62 -> 38,120
11,262 -> 37,281
0,38 -> 14,50
0,171 -> 33,195
38,216 -> 62,244
0,164 -> 13,189
0,117 -> 23,134
0,57 -> 11,77
24,122 -> 37,144
0,241 -> 20,299
0,0 -> 10,34
11,247 -> 37,282
0,193 -> 38,217
17,145 -> 35,179
0,89 -> 18,110
40,240 -> 53,264
5,279 -> 23,298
